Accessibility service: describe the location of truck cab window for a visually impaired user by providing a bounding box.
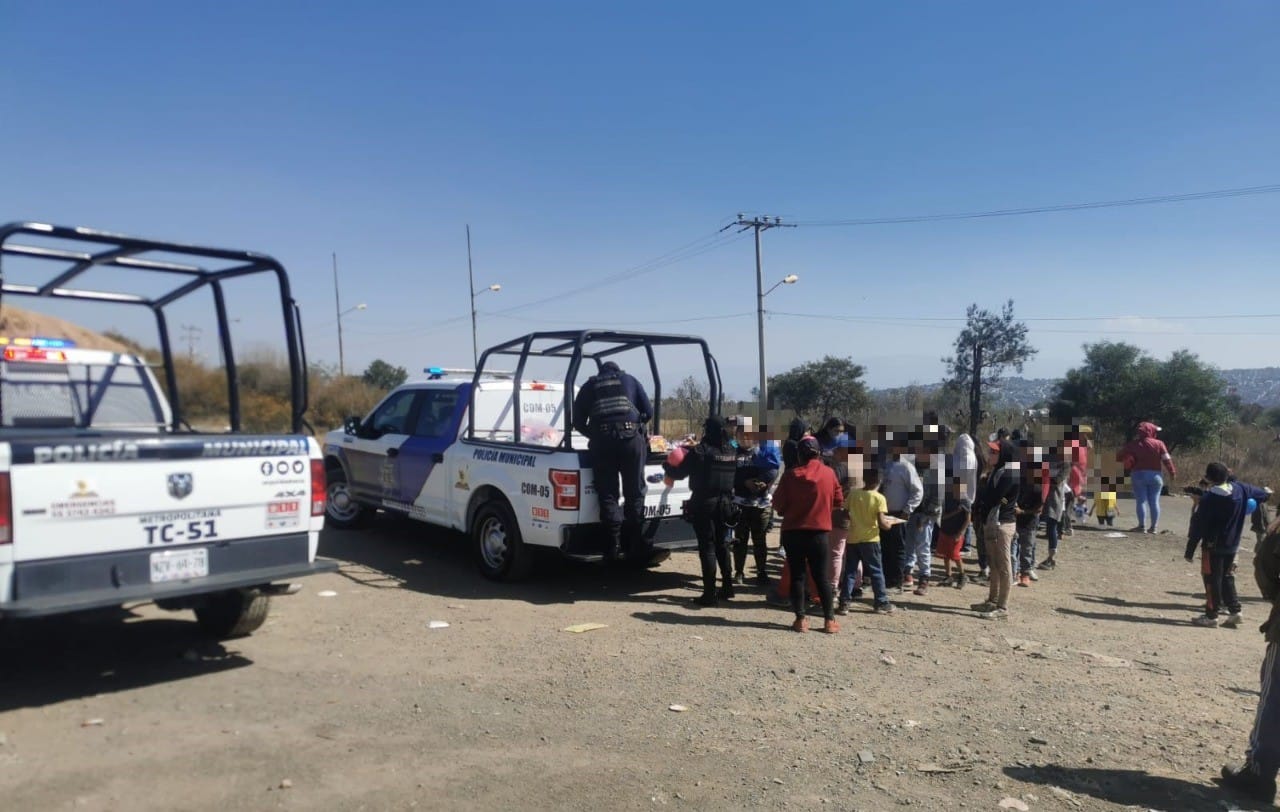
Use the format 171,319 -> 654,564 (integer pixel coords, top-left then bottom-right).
411,391 -> 459,438
369,391 -> 416,436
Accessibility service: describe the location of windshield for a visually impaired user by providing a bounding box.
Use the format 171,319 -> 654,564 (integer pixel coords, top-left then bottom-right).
0,359 -> 168,431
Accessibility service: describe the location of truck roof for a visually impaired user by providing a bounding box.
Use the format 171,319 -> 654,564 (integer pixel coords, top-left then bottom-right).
402,375 -> 567,392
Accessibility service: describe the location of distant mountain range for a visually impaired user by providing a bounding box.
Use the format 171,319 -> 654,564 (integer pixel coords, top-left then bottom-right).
871,368 -> 1280,409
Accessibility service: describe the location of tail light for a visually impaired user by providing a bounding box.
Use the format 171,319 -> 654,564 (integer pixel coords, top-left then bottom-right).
310,459 -> 327,517
3,347 -> 66,362
549,469 -> 579,510
0,472 -> 11,543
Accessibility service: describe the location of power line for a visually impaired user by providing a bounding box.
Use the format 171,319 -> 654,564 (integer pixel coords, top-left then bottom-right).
486,229 -> 748,317
769,310 -> 1280,336
768,310 -> 1280,325
788,183 -> 1280,227
332,227 -> 748,338
485,311 -> 755,327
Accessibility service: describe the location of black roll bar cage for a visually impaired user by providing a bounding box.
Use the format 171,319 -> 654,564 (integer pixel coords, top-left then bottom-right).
0,221 -> 309,434
468,329 -> 723,451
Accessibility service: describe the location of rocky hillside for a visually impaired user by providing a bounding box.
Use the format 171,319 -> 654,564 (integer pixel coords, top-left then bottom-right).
873,368 -> 1280,409
0,305 -> 130,353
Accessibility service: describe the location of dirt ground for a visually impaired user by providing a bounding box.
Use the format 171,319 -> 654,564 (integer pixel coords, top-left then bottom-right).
0,494 -> 1275,811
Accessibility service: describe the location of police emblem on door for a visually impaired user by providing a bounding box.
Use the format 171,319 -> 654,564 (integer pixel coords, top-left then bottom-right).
167,472 -> 194,500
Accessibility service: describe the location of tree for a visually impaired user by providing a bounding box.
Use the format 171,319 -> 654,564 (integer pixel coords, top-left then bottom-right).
768,356 -> 869,420
1050,341 -> 1229,449
1225,392 -> 1264,426
942,300 -> 1038,439
667,375 -> 707,432
361,359 -> 407,391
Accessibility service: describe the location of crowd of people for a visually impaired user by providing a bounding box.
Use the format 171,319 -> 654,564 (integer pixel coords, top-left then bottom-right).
663,407 -> 1280,801
662,411 -> 1277,633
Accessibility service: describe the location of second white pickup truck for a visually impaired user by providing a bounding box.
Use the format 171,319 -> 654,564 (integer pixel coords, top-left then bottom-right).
324,330 -> 724,581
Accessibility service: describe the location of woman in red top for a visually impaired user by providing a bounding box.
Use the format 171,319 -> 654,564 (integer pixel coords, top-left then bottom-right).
1118,421 -> 1177,534
1061,426 -> 1090,537
772,437 -> 844,633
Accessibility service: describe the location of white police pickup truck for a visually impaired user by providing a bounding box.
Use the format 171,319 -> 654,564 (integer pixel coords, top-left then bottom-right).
0,222 -> 335,637
323,330 -> 724,581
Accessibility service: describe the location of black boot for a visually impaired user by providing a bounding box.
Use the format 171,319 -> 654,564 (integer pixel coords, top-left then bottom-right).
602,527 -> 622,563
717,581 -> 736,601
693,590 -> 717,607
1221,763 -> 1277,804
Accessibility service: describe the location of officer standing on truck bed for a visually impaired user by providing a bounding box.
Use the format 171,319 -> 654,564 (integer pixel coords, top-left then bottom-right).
572,361 -> 655,563
664,415 -> 740,606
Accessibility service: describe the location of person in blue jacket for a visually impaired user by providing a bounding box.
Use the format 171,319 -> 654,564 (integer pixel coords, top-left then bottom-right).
730,416 -> 782,587
1186,462 -> 1272,627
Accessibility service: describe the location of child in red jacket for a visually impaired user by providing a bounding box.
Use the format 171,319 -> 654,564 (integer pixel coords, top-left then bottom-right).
772,437 -> 843,633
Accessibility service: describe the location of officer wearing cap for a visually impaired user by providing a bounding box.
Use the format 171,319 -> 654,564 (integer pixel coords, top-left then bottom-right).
572,361 -> 654,562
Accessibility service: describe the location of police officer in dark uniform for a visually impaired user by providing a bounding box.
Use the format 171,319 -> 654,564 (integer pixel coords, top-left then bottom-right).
664,415 -> 740,606
572,361 -> 654,562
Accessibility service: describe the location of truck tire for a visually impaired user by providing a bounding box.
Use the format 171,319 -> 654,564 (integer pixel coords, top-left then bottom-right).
472,500 -> 534,582
325,466 -> 371,529
194,588 -> 271,639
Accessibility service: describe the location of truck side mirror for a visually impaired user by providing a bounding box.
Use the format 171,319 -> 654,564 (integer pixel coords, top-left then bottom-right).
343,416 -> 363,437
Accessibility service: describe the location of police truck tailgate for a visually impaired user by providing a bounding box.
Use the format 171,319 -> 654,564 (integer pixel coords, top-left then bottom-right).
0,436 -> 327,610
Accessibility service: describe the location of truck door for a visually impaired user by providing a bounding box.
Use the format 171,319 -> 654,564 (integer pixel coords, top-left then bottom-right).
341,389 -> 418,502
399,386 -> 465,523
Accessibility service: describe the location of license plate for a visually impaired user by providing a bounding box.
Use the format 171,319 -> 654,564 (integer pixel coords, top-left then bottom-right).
149,548 -> 209,583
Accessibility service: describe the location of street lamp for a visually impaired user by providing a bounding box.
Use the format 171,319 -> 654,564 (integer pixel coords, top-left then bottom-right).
467,224 -> 502,367
470,282 -> 501,367
336,303 -> 367,377
756,271 -> 799,423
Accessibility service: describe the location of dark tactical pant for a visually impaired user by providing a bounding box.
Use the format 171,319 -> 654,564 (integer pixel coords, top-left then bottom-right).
590,428 -> 648,558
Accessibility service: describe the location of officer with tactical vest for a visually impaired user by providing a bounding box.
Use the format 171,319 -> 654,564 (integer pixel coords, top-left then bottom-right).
572,361 -> 654,562
664,415 -> 740,606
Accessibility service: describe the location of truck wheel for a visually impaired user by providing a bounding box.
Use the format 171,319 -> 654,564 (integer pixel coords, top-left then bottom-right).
326,467 -> 371,528
194,589 -> 271,639
473,500 -> 534,582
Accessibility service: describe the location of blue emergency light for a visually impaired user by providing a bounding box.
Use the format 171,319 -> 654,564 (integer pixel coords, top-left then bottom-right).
0,336 -> 76,349
425,366 -> 445,380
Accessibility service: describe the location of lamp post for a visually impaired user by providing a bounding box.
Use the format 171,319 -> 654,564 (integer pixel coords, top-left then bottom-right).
332,252 -> 369,377
470,283 -> 501,367
756,268 -> 799,423
336,303 -> 367,378
467,225 -> 501,366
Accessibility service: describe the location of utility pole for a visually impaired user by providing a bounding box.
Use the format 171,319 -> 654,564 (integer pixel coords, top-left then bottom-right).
333,253 -> 345,377
734,214 -> 796,424
180,324 -> 202,361
467,225 -> 478,367
466,225 -> 501,368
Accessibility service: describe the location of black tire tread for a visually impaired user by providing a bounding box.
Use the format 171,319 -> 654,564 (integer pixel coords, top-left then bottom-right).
195,589 -> 271,639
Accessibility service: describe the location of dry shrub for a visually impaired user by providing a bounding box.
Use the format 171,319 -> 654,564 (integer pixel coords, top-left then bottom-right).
309,376 -> 384,436
171,357 -> 229,424
241,390 -> 294,433
1178,424 -> 1280,487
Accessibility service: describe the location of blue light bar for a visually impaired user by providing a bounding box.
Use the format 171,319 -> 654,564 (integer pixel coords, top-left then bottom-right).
0,336 -> 77,349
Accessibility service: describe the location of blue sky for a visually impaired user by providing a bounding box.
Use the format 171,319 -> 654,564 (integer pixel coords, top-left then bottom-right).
3,1 -> 1279,396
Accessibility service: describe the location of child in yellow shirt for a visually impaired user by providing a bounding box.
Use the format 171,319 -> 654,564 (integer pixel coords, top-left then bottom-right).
1090,489 -> 1119,527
